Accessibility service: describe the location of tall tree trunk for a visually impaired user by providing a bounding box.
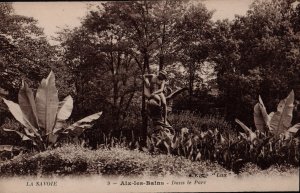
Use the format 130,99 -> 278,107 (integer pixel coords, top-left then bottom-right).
189,62 -> 194,111
110,38 -> 119,131
159,23 -> 166,71
141,49 -> 149,146
159,55 -> 164,71
74,71 -> 85,120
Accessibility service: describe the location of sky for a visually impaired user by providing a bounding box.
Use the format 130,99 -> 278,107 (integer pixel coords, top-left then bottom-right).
13,0 -> 254,44
204,0 -> 254,20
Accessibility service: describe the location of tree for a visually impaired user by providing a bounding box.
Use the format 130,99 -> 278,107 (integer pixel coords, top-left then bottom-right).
213,0 -> 300,125
175,2 -> 214,109
58,7 -> 141,135
89,1 -> 193,142
0,3 -> 57,126
59,1 -> 217,144
151,0 -> 188,70
0,3 -> 57,95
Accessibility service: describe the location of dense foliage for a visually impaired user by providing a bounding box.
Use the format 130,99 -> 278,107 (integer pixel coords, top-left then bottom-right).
58,1 -> 214,134
0,3 -> 54,95
213,0 -> 300,124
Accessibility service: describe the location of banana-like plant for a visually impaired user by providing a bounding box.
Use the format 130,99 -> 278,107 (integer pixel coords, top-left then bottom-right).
236,90 -> 299,140
1,71 -> 102,151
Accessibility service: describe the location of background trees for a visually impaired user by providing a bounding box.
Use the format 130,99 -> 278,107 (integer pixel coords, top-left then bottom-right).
0,2 -> 60,145
1,0 -> 300,146
0,3 -> 60,128
175,3 -> 214,110
0,3 -> 56,97
59,1 -> 215,143
213,0 -> 300,125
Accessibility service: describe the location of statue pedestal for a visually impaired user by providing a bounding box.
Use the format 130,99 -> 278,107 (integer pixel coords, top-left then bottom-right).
147,98 -> 173,135
145,87 -> 187,135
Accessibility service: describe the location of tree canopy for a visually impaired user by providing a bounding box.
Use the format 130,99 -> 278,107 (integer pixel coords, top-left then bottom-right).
213,0 -> 300,124
2,0 -> 300,135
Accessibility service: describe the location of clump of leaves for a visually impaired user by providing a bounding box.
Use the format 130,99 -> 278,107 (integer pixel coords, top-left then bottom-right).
234,90 -> 299,169
235,90 -> 299,143
237,90 -> 298,138
0,71 -> 102,152
138,92 -> 300,173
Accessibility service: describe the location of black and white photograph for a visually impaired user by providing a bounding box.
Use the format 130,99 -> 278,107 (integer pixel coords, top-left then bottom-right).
0,1 -> 299,192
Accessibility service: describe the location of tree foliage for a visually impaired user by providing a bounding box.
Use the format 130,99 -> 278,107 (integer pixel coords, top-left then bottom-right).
58,1 -> 214,136
213,0 -> 300,125
0,3 -> 59,128
2,0 -> 300,147
0,3 -> 56,96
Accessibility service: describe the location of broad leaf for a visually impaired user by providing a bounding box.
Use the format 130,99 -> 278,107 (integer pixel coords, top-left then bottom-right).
283,131 -> 292,140
270,90 -> 294,136
235,119 -> 252,133
288,123 -> 300,134
64,112 -> 102,136
36,71 -> 59,134
0,145 -> 25,152
239,132 -> 248,140
52,121 -> 65,134
57,95 -> 73,121
2,98 -> 37,137
254,103 -> 265,132
268,112 -> 274,124
235,119 -> 256,142
0,145 -> 13,152
18,81 -> 39,132
254,96 -> 270,132
3,128 -> 31,141
3,98 -> 27,128
52,95 -> 73,134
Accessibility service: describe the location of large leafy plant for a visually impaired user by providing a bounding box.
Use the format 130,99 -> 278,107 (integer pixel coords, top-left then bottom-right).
1,71 -> 102,151
142,91 -> 300,172
235,90 -> 299,141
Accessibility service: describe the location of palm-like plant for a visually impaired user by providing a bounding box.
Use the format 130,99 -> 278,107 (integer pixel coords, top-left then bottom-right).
236,90 -> 299,142
1,71 -> 102,151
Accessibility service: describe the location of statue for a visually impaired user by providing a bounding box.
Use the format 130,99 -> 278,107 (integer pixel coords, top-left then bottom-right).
143,71 -> 187,134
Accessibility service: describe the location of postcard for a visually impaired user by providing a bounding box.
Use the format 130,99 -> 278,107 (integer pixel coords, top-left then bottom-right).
0,1 -> 299,192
